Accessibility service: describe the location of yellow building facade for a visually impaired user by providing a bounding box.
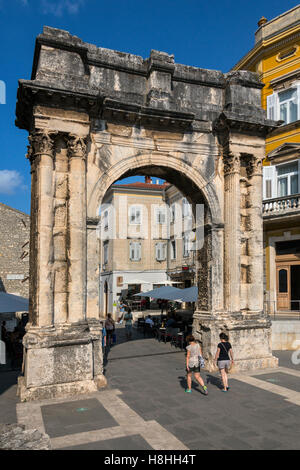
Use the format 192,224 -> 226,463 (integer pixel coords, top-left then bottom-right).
234,5 -> 300,313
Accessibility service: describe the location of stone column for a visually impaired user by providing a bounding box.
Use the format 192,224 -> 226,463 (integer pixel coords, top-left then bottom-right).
28,130 -> 56,327
224,153 -> 241,313
67,135 -> 87,323
246,154 -> 264,312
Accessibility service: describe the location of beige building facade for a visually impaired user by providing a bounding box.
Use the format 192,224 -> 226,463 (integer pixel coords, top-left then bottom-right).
99,179 -> 169,316
15,27 -> 280,401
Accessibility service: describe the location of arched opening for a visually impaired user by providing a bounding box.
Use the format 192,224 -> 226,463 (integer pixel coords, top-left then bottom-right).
87,162 -> 222,327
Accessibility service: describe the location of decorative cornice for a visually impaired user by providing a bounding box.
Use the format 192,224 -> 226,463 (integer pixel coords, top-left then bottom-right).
232,30 -> 300,71
16,82 -> 194,132
213,112 -> 279,138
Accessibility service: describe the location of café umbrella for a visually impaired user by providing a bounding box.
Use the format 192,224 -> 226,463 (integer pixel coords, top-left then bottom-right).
134,285 -> 198,302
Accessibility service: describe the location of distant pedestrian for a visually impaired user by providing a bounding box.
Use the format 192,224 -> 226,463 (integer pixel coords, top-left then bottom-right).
185,335 -> 208,395
105,314 -> 115,346
214,332 -> 234,392
124,307 -> 133,340
101,321 -> 107,350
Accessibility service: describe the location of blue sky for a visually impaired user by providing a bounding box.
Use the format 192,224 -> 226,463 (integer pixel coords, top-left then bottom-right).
0,0 -> 299,214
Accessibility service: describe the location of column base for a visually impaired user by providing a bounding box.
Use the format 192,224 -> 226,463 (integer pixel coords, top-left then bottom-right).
17,375 -> 107,402
193,311 -> 279,373
19,320 -> 107,402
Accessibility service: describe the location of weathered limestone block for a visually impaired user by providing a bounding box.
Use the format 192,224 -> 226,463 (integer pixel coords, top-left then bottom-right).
0,424 -> 51,451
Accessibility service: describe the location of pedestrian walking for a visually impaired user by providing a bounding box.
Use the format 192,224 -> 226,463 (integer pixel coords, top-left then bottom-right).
214,332 -> 234,392
105,314 -> 115,347
185,335 -> 208,395
124,307 -> 133,340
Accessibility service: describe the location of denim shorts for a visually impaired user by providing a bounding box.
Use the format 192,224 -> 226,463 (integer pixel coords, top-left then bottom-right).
218,360 -> 231,370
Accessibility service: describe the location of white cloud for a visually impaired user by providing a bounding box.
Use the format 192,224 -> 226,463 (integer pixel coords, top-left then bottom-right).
0,170 -> 27,195
41,0 -> 85,16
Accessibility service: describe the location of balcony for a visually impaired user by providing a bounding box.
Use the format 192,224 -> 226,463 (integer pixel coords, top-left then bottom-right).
263,193 -> 300,218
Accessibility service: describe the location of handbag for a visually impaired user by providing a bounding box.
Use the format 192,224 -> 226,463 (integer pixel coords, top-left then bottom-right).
197,344 -> 205,368
198,355 -> 205,368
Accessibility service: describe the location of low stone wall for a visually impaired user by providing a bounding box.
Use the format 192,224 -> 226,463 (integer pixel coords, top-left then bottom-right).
271,321 -> 300,350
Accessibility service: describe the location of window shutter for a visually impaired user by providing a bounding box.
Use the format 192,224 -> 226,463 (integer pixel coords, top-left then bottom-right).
263,166 -> 276,199
267,93 -> 276,120
129,242 -> 133,260
137,242 -> 141,261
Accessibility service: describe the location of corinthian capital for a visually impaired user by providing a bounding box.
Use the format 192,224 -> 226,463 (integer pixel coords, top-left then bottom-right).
28,130 -> 56,159
67,135 -> 87,159
223,153 -> 240,176
244,154 -> 263,178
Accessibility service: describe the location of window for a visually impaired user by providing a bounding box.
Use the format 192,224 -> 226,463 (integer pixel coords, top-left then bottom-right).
156,207 -> 166,224
278,269 -> 288,293
155,242 -> 166,261
263,160 -> 300,199
277,162 -> 298,197
103,210 -> 108,230
103,241 -> 109,265
171,204 -> 176,223
183,235 -> 190,257
182,198 -> 191,217
279,88 -> 298,124
129,206 -> 141,225
170,240 -> 176,260
267,83 -> 300,124
129,242 -> 141,261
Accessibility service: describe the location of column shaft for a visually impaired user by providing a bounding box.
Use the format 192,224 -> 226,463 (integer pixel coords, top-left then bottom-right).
248,158 -> 264,311
67,136 -> 87,323
224,154 -> 241,312
28,131 -> 55,327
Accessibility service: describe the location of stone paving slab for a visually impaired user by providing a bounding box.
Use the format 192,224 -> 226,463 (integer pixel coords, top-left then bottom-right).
252,372 -> 300,393
41,398 -> 119,438
60,434 -> 153,451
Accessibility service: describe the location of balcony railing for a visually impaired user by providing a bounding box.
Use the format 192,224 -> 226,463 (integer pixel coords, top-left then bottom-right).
263,193 -> 300,216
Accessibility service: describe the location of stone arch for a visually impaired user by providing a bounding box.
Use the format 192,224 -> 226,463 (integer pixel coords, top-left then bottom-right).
87,152 -> 222,225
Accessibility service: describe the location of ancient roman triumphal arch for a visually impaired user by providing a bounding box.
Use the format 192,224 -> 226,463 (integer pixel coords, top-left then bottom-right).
16,27 -> 279,401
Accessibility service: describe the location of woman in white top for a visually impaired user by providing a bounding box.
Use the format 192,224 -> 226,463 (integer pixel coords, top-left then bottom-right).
185,334 -> 208,395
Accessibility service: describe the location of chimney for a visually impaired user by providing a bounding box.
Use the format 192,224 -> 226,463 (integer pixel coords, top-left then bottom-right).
145,176 -> 152,184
